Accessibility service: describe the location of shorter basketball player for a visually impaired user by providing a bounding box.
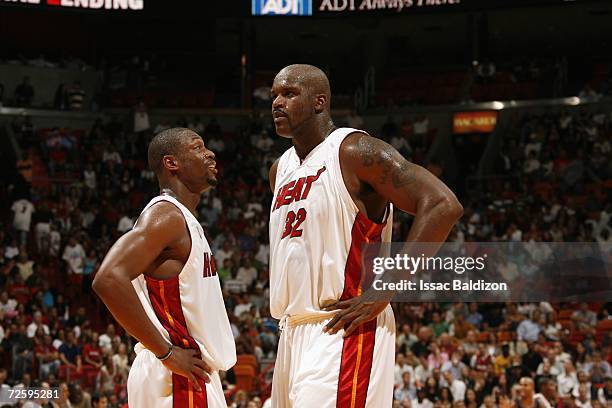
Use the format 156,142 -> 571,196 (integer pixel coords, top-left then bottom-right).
93,128 -> 236,408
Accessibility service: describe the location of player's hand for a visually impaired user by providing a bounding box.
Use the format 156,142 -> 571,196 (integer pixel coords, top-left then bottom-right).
322,295 -> 389,337
162,346 -> 212,391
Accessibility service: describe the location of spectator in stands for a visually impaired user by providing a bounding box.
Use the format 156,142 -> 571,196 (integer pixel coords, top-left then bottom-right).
36,334 -> 60,380
584,352 -> 612,379
598,377 -> 612,404
68,81 -> 86,110
96,354 -> 117,394
101,144 -> 122,169
133,99 -> 150,134
58,331 -> 82,376
572,302 -> 597,332
450,312 -> 475,339
68,382 -> 92,408
412,387 -> 434,408
517,310 -> 542,342
62,236 -> 85,276
14,76 -> 34,107
8,324 -> 34,381
112,342 -> 130,380
557,360 -> 579,397
574,383 -> 592,408
83,163 -> 97,191
98,324 -> 117,354
395,371 -> 417,403
27,310 -> 49,338
11,196 -> 35,247
92,394 -> 109,408
0,291 -> 17,319
15,251 -> 34,283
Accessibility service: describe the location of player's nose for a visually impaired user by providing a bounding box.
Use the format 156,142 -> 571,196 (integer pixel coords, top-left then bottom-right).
272,95 -> 284,110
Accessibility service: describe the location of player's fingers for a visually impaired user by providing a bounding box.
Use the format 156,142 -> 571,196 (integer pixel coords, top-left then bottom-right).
186,373 -> 202,391
343,317 -> 367,338
323,310 -> 347,333
192,367 -> 211,383
192,358 -> 212,374
328,309 -> 358,335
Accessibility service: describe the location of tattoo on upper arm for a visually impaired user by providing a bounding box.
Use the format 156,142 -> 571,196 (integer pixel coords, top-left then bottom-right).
357,135 -> 417,189
391,161 -> 416,188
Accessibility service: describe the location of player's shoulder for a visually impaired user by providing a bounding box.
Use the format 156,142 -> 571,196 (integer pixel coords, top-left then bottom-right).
134,200 -> 186,237
339,130 -> 388,162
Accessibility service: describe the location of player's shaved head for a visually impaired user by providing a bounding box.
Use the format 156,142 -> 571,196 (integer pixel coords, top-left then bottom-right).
147,127 -> 194,177
276,64 -> 331,110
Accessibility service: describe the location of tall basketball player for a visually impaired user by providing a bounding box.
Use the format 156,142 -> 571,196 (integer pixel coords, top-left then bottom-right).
268,65 -> 463,407
93,128 -> 236,407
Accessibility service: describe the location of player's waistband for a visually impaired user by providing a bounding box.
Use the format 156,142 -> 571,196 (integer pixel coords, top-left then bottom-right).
278,310 -> 339,331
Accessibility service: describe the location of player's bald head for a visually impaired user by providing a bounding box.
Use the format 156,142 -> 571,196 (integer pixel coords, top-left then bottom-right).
147,127 -> 195,176
276,64 -> 331,108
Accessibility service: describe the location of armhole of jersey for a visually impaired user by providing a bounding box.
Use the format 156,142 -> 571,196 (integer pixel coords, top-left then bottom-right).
271,147 -> 296,192
136,197 -> 195,279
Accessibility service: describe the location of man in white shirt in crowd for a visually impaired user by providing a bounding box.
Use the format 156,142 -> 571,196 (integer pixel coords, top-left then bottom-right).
557,360 -> 579,397
98,323 -> 117,354
62,237 -> 86,275
11,197 -> 35,246
26,310 -> 50,338
443,368 -> 467,402
394,353 -> 415,386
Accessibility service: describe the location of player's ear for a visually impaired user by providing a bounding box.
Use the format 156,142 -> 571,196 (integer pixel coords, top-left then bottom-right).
162,155 -> 179,172
314,93 -> 327,114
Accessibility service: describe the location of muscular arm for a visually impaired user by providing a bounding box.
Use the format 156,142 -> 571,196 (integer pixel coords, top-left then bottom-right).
340,132 -> 463,243
92,203 -> 185,357
325,134 -> 463,336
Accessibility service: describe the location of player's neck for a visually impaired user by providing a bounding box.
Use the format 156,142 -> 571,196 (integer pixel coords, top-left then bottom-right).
292,120 -> 336,161
159,185 -> 200,215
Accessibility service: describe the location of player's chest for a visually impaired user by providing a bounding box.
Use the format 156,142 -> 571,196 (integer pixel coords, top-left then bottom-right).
270,161 -> 335,238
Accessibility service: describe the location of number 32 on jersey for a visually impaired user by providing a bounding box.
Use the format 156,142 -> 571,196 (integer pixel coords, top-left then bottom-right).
281,208 -> 307,239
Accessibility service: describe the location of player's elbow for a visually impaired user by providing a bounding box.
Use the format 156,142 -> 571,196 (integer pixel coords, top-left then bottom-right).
433,194 -> 464,223
92,268 -> 119,298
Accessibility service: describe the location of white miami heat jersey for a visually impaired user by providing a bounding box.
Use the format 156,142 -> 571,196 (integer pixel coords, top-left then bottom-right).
131,195 -> 236,371
269,127 -> 393,319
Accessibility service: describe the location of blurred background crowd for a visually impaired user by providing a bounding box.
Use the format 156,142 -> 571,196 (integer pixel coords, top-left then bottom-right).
1,1 -> 612,407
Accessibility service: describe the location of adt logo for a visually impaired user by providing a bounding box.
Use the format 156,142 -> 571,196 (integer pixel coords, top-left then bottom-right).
252,0 -> 312,16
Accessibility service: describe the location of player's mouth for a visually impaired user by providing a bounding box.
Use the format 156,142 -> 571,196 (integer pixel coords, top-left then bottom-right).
206,161 -> 217,174
273,111 -> 288,122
